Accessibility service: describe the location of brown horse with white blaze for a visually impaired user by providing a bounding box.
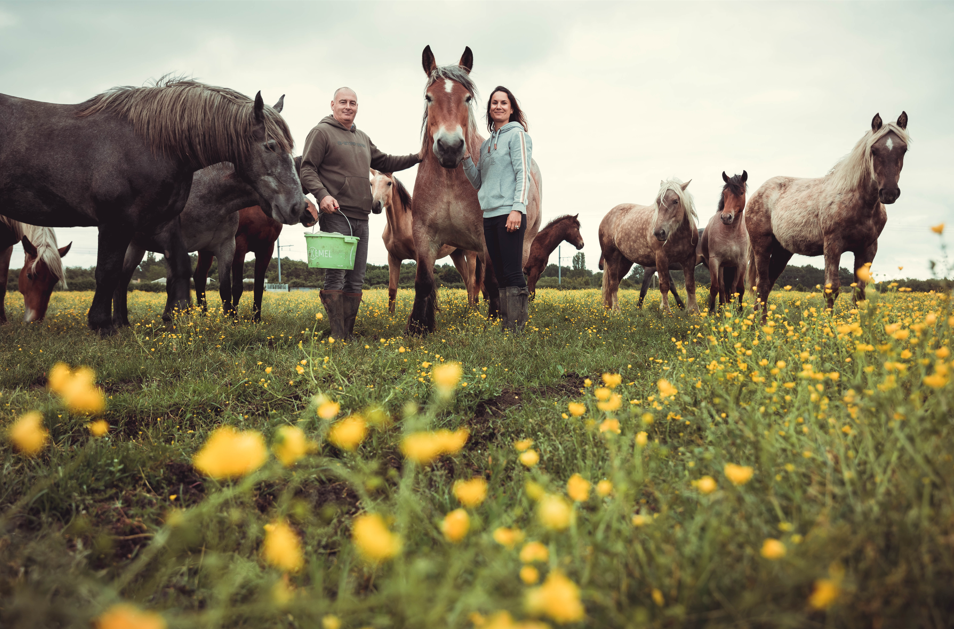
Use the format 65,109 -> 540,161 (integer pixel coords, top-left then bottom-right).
746,112 -> 909,313
524,214 -> 583,300
599,178 -> 700,314
0,216 -> 71,323
700,171 -> 748,312
407,46 -> 542,335
371,170 -> 480,313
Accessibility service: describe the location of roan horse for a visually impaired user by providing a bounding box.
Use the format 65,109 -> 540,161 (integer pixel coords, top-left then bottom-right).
0,78 -> 309,334
699,171 -> 748,312
371,170 -> 480,313
524,214 -> 584,300
407,46 -> 542,335
599,178 -> 700,314
0,217 -> 70,323
746,112 -> 909,314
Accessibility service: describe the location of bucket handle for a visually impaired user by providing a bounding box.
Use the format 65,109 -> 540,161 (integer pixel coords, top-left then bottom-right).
311,208 -> 353,237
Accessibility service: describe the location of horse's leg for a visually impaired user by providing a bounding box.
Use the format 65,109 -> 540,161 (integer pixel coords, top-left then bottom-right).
112,242 -> 146,328
852,243 -> 878,304
613,258 -> 633,312
708,258 -> 720,313
600,253 -> 617,310
682,257 -> 699,315
216,241 -> 236,318
89,225 -> 134,334
253,245 -> 273,323
0,246 -> 11,324
822,244 -> 845,311
481,248 -> 500,321
449,249 -> 474,306
231,247 -> 248,314
656,256 -> 673,314
637,267 -> 654,309
193,251 -> 214,313
474,255 -> 484,305
407,244 -> 440,336
387,252 -> 401,314
162,232 -> 193,322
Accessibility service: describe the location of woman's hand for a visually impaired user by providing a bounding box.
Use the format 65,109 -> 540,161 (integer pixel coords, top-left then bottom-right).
506,210 -> 522,232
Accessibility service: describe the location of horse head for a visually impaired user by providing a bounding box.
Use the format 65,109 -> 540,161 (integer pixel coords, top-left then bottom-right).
567,214 -> 585,250
719,171 -> 747,226
19,235 -> 70,323
653,179 -> 693,243
421,46 -> 477,169
238,93 -> 311,226
869,112 -> 908,205
370,169 -> 393,214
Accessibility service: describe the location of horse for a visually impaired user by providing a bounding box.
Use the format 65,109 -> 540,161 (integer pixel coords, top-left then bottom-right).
746,112 -> 909,314
0,217 -> 71,323
699,171 -> 748,312
0,78 -> 310,334
599,178 -> 700,314
371,170 -> 481,314
524,214 -> 584,300
407,45 -> 542,335
635,266 -> 686,309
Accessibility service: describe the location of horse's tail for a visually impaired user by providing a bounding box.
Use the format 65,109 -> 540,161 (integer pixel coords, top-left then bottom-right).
600,258 -> 610,297
598,254 -> 604,271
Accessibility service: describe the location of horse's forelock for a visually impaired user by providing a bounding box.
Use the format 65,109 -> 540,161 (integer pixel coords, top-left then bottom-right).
23,225 -> 67,288
828,121 -> 911,193
78,77 -> 294,168
421,64 -> 479,139
718,175 -> 747,213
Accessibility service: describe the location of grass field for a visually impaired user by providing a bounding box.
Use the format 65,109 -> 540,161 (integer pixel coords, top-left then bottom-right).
1,285 -> 952,628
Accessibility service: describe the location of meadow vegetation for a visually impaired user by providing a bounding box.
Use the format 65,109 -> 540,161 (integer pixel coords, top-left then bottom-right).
1,278 -> 952,627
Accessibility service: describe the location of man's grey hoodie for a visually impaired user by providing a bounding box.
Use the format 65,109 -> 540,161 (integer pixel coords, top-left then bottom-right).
462,121 -> 532,218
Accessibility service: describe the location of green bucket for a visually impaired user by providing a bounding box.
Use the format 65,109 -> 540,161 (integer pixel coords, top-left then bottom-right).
305,231 -> 359,270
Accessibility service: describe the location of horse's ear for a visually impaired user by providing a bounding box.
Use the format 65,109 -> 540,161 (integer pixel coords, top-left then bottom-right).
722,171 -> 729,184
422,46 -> 437,76
272,94 -> 285,113
740,170 -> 748,183
370,168 -> 378,177
660,179 -> 665,187
21,235 -> 37,258
58,242 -> 72,257
253,91 -> 266,124
574,213 -> 579,219
871,113 -> 883,133
680,179 -> 692,191
897,111 -> 908,130
459,46 -> 474,73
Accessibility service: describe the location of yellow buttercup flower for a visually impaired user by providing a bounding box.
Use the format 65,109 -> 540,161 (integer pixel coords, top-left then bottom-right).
492,527 -> 525,549
651,588 -> 665,606
272,425 -> 312,467
9,411 -> 49,456
525,571 -> 585,624
520,565 -> 540,584
327,415 -> 368,451
519,541 -> 549,563
321,615 -> 341,629
537,494 -> 574,531
808,578 -> 841,610
597,393 -> 622,412
566,474 -> 591,502
598,418 -> 620,435
760,538 -> 786,560
316,395 -> 340,421
453,477 -> 488,507
601,372 -> 622,388
95,604 -> 166,629
635,431 -> 648,447
724,463 -> 754,486
87,420 -> 109,437
48,363 -> 106,415
519,449 -> 540,468
441,508 -> 470,543
193,427 -> 267,479
525,480 -> 546,501
856,263 -> 873,283
262,521 -> 304,573
514,438 -> 534,452
432,362 -> 463,394
596,479 -> 613,497
400,429 -> 469,464
930,223 -> 945,235
694,476 -> 717,494
352,513 -> 401,563
594,387 -> 611,401
567,402 -> 586,417
657,379 -> 677,399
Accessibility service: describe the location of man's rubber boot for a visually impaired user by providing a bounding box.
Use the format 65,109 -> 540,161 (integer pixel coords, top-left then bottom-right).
503,286 -> 530,335
320,290 -> 347,340
343,292 -> 363,340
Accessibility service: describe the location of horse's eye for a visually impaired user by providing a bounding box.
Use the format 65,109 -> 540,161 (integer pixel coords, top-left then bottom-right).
387,181 -> 392,186
465,95 -> 472,103
425,95 -> 433,103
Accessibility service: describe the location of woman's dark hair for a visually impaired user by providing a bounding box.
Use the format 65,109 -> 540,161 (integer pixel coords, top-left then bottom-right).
485,86 -> 528,134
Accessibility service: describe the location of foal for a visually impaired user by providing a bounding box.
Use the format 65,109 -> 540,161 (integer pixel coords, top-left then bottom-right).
524,214 -> 584,300
700,171 -> 748,312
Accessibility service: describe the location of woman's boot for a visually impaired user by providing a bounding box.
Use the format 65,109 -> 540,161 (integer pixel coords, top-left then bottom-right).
503,286 -> 530,334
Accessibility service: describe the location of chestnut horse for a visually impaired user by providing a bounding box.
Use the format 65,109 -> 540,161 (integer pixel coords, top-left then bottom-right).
746,112 -> 909,313
407,46 -> 542,335
371,170 -> 480,313
0,217 -> 71,323
700,171 -> 748,312
599,178 -> 700,314
524,214 -> 584,300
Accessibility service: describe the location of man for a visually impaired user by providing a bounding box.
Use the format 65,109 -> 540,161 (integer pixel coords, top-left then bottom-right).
300,87 -> 421,340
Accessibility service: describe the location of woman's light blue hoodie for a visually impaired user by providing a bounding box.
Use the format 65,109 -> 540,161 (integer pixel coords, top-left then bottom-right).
462,121 -> 532,218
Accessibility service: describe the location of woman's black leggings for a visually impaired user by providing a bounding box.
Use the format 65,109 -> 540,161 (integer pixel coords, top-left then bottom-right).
483,213 -> 527,289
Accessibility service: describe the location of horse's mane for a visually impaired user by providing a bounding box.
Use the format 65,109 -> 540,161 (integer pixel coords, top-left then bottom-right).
827,122 -> 911,193
541,214 -> 580,232
391,175 -> 413,212
4,217 -> 68,289
653,178 -> 699,243
77,77 -> 294,169
717,174 -> 747,213
420,64 -> 479,140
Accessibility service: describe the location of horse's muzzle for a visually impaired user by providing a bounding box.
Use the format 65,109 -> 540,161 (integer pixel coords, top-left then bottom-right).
654,229 -> 668,242
434,137 -> 465,169
299,203 -> 318,227
721,214 -> 735,225
880,188 -> 900,204
371,201 -> 383,215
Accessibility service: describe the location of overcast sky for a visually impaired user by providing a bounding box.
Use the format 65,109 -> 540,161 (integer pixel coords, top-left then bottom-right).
2,1 -> 952,282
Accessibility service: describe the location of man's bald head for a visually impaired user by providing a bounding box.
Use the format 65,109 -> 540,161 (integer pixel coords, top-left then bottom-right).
331,87 -> 358,128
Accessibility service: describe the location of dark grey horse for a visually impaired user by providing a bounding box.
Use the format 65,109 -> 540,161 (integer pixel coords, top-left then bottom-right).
0,78 -> 311,334
113,100 -> 316,325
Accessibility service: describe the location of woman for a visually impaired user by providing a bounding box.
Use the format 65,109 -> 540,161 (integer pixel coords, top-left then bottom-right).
462,86 -> 532,333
